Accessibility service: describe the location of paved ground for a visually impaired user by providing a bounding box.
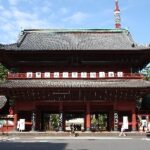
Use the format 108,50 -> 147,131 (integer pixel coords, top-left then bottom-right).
0,135 -> 150,150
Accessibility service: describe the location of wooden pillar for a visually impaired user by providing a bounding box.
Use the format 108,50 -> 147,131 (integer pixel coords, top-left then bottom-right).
109,111 -> 114,131
36,111 -> 41,131
63,113 -> 66,131
132,110 -> 137,131
59,102 -> 64,131
85,102 -> 91,131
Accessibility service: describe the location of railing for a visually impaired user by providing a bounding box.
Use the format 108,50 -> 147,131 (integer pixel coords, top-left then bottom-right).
7,72 -> 144,79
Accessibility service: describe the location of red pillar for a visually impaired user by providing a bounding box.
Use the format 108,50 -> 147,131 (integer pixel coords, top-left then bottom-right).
132,110 -> 137,131
14,114 -> 18,130
85,102 -> 91,131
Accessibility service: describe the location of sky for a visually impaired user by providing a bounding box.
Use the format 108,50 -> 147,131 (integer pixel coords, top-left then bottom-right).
0,0 -> 150,45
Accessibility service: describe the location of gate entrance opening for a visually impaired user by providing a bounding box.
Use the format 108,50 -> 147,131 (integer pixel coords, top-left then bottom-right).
91,112 -> 109,131
65,112 -> 84,131
42,113 -> 59,131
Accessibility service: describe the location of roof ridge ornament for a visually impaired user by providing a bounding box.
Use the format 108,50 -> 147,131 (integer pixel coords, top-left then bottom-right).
114,0 -> 121,29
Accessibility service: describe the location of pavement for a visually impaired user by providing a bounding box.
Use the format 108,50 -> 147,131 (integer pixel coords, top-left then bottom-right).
0,131 -> 148,139
1,132 -> 150,150
0,134 -> 150,143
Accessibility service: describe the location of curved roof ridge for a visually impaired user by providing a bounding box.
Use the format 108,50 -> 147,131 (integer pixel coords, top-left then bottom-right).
23,28 -> 127,33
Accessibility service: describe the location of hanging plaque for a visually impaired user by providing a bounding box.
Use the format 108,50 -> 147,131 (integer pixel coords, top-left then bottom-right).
26,72 -> 33,78
71,72 -> 78,78
62,72 -> 69,78
44,72 -> 50,78
81,72 -> 87,78
35,72 -> 41,78
90,72 -> 96,78
108,72 -> 115,77
117,72 -> 123,77
99,72 -> 105,78
54,72 -> 60,78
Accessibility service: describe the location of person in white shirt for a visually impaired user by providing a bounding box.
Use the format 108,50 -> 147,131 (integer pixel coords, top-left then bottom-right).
119,124 -> 126,136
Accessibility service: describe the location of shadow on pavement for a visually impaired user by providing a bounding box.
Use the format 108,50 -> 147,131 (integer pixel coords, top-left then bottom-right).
0,142 -> 67,150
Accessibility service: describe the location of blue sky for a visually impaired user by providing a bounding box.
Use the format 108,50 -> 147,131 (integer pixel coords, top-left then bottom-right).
0,0 -> 150,44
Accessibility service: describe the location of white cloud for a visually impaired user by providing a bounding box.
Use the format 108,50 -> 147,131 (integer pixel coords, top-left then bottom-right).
40,0 -> 52,13
0,5 -> 4,10
0,3 -> 56,44
60,7 -> 69,15
64,11 -> 89,24
8,0 -> 19,6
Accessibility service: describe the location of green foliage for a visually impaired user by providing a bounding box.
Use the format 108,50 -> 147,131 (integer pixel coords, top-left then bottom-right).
91,117 -> 97,126
145,69 -> 150,81
97,114 -> 107,129
0,63 -> 8,81
91,114 -> 107,130
50,114 -> 59,128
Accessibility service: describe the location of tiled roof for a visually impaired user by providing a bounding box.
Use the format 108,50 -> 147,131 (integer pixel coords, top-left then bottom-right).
0,79 -> 150,88
0,44 -> 4,49
2,29 -> 146,51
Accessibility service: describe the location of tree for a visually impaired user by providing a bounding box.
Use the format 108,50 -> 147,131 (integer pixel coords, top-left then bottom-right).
145,69 -> 150,81
141,65 -> 150,81
0,63 -> 8,81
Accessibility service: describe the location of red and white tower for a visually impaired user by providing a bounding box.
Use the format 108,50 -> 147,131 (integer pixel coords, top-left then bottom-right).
114,0 -> 121,29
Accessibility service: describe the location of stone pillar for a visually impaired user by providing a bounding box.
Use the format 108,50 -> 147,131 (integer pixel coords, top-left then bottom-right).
85,102 -> 91,131
59,102 -> 64,131
31,111 -> 36,131
114,111 -> 119,131
132,110 -> 137,131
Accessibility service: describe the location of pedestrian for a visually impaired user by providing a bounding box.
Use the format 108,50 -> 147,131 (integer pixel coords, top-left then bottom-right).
70,124 -> 75,136
119,124 -> 126,136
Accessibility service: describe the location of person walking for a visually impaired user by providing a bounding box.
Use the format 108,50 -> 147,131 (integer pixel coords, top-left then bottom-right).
70,124 -> 75,136
119,124 -> 126,136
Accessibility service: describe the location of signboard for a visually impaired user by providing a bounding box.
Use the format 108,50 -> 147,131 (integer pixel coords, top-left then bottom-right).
19,119 -> 25,131
26,72 -> 33,78
90,72 -> 96,78
71,72 -> 78,78
108,72 -> 115,77
62,72 -> 69,78
99,72 -> 105,78
44,72 -> 50,78
35,72 -> 41,78
117,72 -> 123,77
54,72 -> 60,78
81,72 -> 87,78
114,112 -> 118,131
